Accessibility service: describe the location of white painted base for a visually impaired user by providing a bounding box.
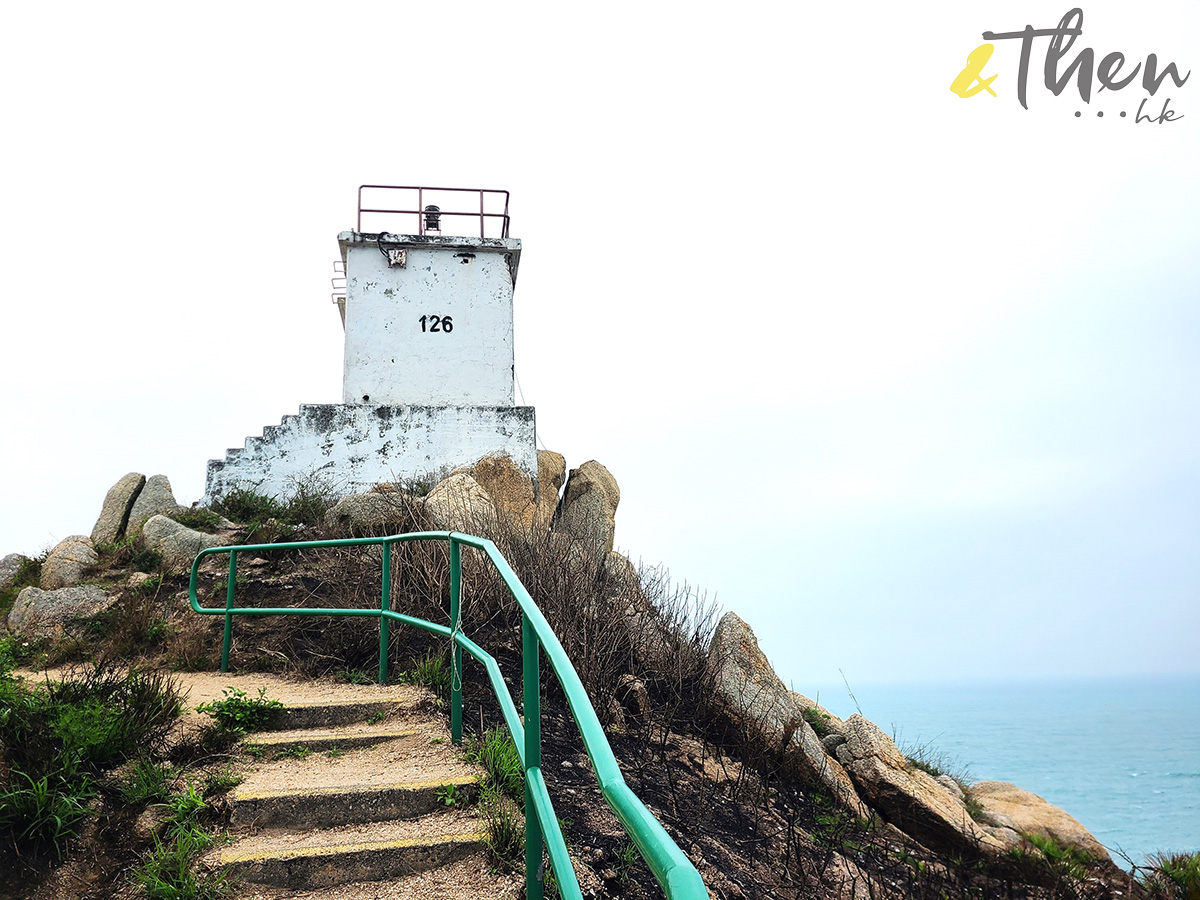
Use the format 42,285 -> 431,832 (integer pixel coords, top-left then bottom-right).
203,404 -> 536,503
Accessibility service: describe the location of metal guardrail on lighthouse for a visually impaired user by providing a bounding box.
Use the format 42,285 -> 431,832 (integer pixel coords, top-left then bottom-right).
356,185 -> 511,238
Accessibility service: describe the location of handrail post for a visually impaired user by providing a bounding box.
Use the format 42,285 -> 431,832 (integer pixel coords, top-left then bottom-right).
449,537 -> 463,744
221,551 -> 238,672
379,541 -> 392,684
523,613 -> 543,900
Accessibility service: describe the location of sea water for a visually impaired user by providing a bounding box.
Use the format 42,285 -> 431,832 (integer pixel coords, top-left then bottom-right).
807,674 -> 1200,866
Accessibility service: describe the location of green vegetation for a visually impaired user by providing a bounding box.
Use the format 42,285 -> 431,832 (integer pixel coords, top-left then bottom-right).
135,827 -> 228,900
799,706 -> 833,738
131,573 -> 166,595
273,745 -> 312,760
478,784 -> 523,873
1140,851 -> 1200,900
208,478 -> 333,540
196,687 -> 283,735
811,795 -> 866,856
615,839 -> 640,887
0,552 -> 44,619
436,783 -> 460,807
0,554 -> 47,628
334,667 -> 373,685
465,728 -> 523,803
95,534 -> 163,574
903,741 -> 969,785
172,508 -> 224,533
202,764 -> 243,796
0,662 -> 182,861
0,632 -> 44,670
0,770 -> 90,859
1008,832 -> 1097,882
899,741 -> 991,823
210,487 -> 285,530
464,728 -> 526,873
122,760 -> 178,805
402,649 -> 450,699
131,545 -> 164,573
134,783 -> 230,900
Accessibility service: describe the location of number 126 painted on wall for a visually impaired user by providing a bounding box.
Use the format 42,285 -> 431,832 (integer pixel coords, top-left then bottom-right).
419,315 -> 454,333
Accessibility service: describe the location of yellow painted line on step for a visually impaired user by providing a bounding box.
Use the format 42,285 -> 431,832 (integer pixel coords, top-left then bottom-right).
232,774 -> 480,801
248,727 -> 421,745
220,832 -> 487,863
283,698 -> 406,708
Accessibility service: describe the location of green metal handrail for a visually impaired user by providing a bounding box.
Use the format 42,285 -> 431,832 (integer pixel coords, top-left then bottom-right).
188,530 -> 706,900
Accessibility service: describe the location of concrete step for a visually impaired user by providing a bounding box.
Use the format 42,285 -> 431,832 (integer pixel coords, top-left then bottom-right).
230,723 -> 482,830
270,699 -> 414,731
180,674 -> 428,732
189,679 -> 504,895
221,855 -> 521,899
230,773 -> 481,829
214,811 -> 488,889
245,723 -> 424,755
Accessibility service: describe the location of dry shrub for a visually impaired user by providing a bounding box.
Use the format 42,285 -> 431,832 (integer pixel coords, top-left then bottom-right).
460,517 -> 719,737
183,486 -> 719,742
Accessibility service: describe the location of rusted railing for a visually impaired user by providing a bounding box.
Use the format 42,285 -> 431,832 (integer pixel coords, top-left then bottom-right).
357,185 -> 511,238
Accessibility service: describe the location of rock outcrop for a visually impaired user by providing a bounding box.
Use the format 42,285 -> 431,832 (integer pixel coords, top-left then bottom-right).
324,492 -> 411,532
970,781 -> 1109,860
127,475 -> 182,534
836,714 -> 1007,857
141,515 -> 226,573
0,553 -> 29,592
453,454 -> 537,534
40,536 -> 99,590
424,474 -> 495,532
8,585 -> 117,641
708,612 -> 868,818
90,472 -> 146,544
554,460 -> 620,554
536,450 -> 567,525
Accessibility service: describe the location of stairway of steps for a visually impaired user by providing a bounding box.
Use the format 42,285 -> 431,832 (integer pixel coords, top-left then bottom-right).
196,679 -> 521,900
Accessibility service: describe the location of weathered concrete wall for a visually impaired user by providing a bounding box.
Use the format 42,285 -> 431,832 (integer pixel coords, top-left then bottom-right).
203,404 -> 536,503
339,233 -> 521,407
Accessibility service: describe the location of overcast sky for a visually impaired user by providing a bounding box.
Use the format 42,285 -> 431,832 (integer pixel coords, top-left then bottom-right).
1,1 -> 1196,688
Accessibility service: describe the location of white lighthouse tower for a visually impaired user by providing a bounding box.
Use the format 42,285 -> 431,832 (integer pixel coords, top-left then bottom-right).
204,186 -> 536,502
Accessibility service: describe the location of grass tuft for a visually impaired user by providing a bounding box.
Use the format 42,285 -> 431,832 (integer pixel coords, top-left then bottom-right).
208,477 -> 333,541
135,828 -> 229,900
134,781 -> 231,899
478,784 -> 524,873
172,509 -> 224,534
464,728 -> 523,803
799,706 -> 833,738
402,649 -> 450,699
0,770 -> 90,859
122,759 -> 177,805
